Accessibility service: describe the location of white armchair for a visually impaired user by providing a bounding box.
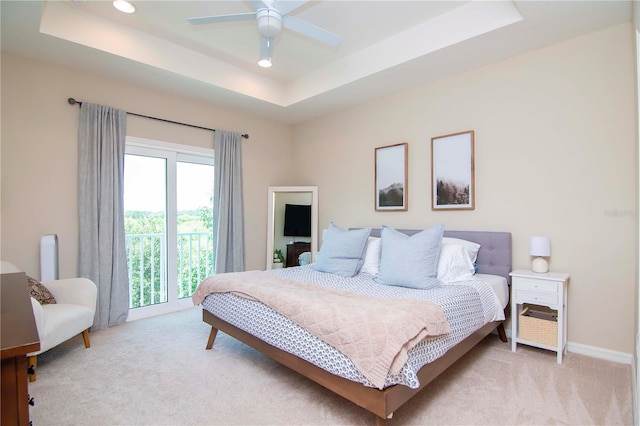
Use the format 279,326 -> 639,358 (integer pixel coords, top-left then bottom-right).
0,261 -> 97,381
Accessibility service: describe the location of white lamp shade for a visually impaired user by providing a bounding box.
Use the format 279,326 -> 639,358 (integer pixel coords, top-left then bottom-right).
530,236 -> 550,273
530,236 -> 551,257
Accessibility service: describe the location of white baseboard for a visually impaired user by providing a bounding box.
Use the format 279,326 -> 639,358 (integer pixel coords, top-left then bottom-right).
503,327 -> 633,365
566,341 -> 632,364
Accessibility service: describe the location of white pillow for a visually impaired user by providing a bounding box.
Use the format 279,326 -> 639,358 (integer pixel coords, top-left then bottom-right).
361,235 -> 479,278
360,237 -> 381,275
437,244 -> 476,284
442,237 -> 481,263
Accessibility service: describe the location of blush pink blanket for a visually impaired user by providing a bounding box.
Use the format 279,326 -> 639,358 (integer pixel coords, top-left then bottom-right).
192,271 -> 450,389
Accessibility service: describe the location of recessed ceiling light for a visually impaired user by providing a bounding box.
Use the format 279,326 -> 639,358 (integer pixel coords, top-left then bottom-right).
113,0 -> 135,14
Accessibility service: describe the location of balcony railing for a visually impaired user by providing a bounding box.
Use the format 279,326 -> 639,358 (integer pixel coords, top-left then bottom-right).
125,232 -> 214,308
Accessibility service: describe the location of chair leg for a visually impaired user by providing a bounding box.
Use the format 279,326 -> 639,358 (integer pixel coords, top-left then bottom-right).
82,329 -> 91,348
28,356 -> 37,382
28,332 -> 90,383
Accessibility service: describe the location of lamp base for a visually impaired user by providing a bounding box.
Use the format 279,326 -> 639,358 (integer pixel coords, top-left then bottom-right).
531,257 -> 549,273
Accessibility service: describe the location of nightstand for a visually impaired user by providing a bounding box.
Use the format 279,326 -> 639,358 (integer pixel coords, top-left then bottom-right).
510,269 -> 570,363
286,242 -> 310,268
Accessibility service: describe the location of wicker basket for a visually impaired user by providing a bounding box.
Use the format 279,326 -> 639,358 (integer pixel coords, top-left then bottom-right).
519,305 -> 558,347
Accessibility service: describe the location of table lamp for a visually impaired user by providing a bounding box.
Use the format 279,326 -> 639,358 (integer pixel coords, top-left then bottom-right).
530,236 -> 551,273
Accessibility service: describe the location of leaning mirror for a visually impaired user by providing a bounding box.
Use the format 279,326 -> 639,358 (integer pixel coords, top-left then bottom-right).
266,186 -> 318,270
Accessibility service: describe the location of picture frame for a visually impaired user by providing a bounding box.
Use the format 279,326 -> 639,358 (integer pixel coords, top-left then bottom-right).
375,143 -> 408,211
431,130 -> 475,210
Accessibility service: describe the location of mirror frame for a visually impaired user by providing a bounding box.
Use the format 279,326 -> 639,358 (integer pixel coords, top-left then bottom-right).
266,186 -> 318,270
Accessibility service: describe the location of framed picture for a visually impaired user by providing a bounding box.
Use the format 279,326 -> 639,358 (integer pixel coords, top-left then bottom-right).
431,130 -> 475,210
375,143 -> 408,211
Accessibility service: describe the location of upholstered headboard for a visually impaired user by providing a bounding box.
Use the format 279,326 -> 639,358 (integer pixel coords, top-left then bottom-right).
366,229 -> 512,284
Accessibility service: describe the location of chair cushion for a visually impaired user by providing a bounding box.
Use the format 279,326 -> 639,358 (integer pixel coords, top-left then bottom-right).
30,304 -> 94,355
27,275 -> 56,304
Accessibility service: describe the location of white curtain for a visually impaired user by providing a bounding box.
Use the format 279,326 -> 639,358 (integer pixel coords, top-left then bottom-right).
77,102 -> 129,330
213,130 -> 245,273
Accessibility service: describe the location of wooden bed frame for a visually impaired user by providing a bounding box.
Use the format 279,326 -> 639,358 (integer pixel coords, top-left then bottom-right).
202,230 -> 512,425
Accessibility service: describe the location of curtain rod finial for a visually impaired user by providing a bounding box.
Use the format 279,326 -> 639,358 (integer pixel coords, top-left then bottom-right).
242,134 -> 249,139
68,97 -> 78,105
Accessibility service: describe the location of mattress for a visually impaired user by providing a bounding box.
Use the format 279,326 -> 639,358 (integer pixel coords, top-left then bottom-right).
475,273 -> 509,309
201,265 -> 506,390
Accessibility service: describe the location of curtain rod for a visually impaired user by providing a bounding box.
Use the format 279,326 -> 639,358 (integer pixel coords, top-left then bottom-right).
67,98 -> 249,139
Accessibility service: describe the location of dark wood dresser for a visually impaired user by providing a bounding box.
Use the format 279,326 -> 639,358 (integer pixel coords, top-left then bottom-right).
1,272 -> 40,425
286,242 -> 311,267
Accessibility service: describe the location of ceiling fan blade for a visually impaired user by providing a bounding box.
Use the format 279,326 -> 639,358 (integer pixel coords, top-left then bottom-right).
248,1 -> 268,11
282,15 -> 341,46
187,12 -> 256,26
273,1 -> 308,16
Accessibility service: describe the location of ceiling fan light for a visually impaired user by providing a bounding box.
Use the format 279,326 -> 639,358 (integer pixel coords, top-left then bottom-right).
259,36 -> 273,68
113,0 -> 135,14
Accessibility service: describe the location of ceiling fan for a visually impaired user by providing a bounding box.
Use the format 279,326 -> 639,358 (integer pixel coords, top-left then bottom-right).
187,0 -> 342,68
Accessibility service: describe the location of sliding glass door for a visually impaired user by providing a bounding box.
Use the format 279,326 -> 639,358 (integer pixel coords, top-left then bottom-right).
176,159 -> 215,299
124,153 -> 168,310
124,139 -> 214,320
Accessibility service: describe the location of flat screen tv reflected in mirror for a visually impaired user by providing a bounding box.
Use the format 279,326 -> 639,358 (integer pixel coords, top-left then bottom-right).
283,204 -> 311,237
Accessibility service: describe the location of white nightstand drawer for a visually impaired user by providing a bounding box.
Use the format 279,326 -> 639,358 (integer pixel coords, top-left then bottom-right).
515,289 -> 558,306
513,277 -> 558,293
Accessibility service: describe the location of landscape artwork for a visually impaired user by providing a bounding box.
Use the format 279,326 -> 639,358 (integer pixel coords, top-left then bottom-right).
375,143 -> 408,211
431,131 -> 475,210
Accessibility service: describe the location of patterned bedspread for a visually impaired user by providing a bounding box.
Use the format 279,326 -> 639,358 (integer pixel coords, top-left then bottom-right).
201,265 -> 505,389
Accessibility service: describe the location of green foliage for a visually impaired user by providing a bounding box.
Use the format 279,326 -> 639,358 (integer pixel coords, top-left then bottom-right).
199,206 -> 213,231
127,234 -> 165,308
125,211 -> 165,234
176,232 -> 214,297
125,209 -> 214,309
199,193 -> 214,231
178,210 -> 211,233
274,249 -> 285,264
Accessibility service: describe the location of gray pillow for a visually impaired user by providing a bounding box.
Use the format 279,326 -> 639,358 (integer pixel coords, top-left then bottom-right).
313,222 -> 371,277
376,223 -> 444,289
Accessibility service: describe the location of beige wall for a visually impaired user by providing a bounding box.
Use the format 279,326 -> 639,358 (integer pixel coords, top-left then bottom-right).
1,22 -> 636,355
1,53 -> 292,278
292,23 -> 637,354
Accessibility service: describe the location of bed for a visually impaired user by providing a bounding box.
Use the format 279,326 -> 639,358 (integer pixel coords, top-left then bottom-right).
195,228 -> 511,425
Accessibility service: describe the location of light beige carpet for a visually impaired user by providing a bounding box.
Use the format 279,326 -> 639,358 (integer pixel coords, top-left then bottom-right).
29,307 -> 632,425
